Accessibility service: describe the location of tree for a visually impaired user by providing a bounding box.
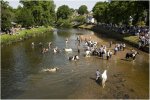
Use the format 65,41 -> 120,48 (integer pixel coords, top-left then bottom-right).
74,16 -> 86,24
57,5 -> 71,19
92,1 -> 149,26
16,8 -> 34,28
92,2 -> 108,23
1,0 -> 14,32
132,1 -> 149,25
19,0 -> 56,26
78,5 -> 88,15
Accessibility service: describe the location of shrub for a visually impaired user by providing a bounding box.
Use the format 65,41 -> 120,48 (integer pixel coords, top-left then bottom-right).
56,19 -> 72,28
136,21 -> 146,27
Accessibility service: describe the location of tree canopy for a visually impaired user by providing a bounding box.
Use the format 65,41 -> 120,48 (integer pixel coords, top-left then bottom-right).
16,8 -> 34,27
19,0 -> 56,26
56,5 -> 71,19
78,5 -> 88,15
92,1 -> 149,26
1,0 -> 149,31
1,0 -> 14,31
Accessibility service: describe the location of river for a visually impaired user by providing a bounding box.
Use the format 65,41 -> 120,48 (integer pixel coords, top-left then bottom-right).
1,28 -> 149,99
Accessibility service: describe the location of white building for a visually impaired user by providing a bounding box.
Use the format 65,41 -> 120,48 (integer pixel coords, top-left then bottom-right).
86,15 -> 95,24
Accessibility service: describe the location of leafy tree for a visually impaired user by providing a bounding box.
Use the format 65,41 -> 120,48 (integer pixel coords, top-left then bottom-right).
78,5 -> 88,15
1,0 -> 14,32
70,8 -> 75,16
92,1 -> 149,26
74,16 -> 86,24
16,8 -> 34,28
92,2 -> 108,23
57,5 -> 71,19
56,18 -> 72,28
132,1 -> 149,25
19,0 -> 56,26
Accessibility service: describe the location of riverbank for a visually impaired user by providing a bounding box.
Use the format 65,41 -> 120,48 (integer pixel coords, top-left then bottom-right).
78,24 -> 149,53
1,26 -> 53,45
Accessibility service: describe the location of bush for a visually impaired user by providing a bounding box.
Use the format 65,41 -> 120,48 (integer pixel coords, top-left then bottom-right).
136,21 -> 146,27
56,19 -> 72,28
74,16 -> 86,24
1,26 -> 52,45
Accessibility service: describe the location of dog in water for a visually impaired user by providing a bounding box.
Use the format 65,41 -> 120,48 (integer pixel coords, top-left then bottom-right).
42,67 -> 59,72
68,55 -> 79,61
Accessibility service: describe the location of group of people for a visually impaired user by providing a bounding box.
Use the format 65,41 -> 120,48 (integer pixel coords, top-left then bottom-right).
83,37 -> 127,60
114,43 -> 126,55
98,23 -> 149,50
138,32 -> 149,49
31,34 -> 130,62
31,41 -> 59,54
99,23 -> 149,36
92,45 -> 113,60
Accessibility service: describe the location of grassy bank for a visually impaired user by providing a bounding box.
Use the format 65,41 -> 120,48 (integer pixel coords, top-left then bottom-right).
1,26 -> 52,45
78,24 -> 149,52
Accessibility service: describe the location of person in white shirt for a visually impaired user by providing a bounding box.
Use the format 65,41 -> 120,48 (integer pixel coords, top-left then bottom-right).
106,50 -> 110,60
114,46 -> 118,55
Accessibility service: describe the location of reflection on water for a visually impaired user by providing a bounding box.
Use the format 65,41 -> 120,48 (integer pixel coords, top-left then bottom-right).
1,28 -> 149,99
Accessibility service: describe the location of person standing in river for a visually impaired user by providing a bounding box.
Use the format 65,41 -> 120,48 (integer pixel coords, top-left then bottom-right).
114,46 -> 118,55
31,42 -> 34,48
77,45 -> 80,53
66,38 -> 68,44
123,43 -> 126,51
106,50 -> 110,60
96,69 -> 101,80
109,41 -> 112,48
48,42 -> 52,48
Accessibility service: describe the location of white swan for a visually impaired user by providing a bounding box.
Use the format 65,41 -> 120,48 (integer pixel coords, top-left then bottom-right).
101,70 -> 107,88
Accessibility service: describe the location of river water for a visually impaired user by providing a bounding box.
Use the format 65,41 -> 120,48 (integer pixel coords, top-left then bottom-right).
1,28 -> 149,99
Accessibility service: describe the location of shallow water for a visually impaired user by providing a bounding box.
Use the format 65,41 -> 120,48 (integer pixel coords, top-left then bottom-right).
1,28 -> 149,99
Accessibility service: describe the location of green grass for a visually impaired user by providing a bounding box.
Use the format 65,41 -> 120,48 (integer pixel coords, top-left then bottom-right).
123,36 -> 139,44
1,26 -> 52,45
78,24 -> 94,29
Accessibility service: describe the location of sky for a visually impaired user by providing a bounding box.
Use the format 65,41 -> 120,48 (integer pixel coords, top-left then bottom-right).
5,0 -> 108,11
